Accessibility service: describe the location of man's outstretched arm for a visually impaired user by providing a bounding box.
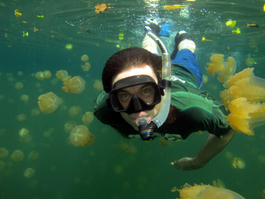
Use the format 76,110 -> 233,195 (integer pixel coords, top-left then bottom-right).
171,129 -> 236,171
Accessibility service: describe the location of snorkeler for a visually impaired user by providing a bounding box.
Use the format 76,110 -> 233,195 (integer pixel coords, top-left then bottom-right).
94,22 -> 235,171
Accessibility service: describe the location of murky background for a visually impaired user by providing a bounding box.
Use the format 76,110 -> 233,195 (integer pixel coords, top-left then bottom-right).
0,0 -> 265,198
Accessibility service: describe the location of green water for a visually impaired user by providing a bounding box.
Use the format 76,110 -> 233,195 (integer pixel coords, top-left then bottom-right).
0,0 -> 265,198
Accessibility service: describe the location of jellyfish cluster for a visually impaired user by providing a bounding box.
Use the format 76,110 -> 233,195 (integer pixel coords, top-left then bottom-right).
206,54 -> 265,135
0,52 -> 100,191
80,54 -> 91,72
35,70 -> 52,80
206,54 -> 236,83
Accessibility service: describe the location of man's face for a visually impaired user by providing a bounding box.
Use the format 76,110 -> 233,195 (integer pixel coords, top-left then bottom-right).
112,64 -> 160,131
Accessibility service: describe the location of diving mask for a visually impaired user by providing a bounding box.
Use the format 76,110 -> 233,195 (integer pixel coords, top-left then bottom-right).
108,75 -> 164,114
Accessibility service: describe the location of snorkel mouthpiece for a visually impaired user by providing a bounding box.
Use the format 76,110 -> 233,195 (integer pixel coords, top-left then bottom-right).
137,117 -> 157,140
136,27 -> 171,141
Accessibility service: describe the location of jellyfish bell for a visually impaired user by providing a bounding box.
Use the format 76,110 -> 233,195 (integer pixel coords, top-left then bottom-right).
82,112 -> 94,125
38,92 -> 59,114
20,94 -> 29,102
17,113 -> 27,121
81,62 -> 91,71
232,157 -> 246,169
17,71 -> 23,76
93,80 -> 103,91
62,76 -> 85,94
176,183 -> 245,199
19,128 -> 29,138
43,70 -> 52,79
11,149 -> 24,162
217,57 -> 236,83
70,125 -> 95,147
24,168 -> 35,178
206,54 -> 224,77
28,151 -> 39,161
35,71 -> 45,80
19,134 -> 32,144
68,106 -> 81,117
31,108 -> 40,116
15,82 -> 24,90
206,54 -> 236,83
56,70 -> 68,80
81,54 -> 89,62
64,120 -> 77,133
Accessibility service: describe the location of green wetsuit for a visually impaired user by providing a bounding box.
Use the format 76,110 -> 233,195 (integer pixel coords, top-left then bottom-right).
93,64 -> 231,140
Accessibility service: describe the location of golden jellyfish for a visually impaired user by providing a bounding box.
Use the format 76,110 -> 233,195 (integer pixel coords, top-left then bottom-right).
82,112 -> 94,125
81,62 -> 91,72
56,70 -> 68,80
28,151 -> 39,161
224,151 -> 234,160
11,149 -> 24,162
212,179 -> 225,189
174,183 -> 245,199
225,68 -> 265,100
68,106 -> 81,117
43,70 -> 52,79
20,94 -> 29,102
118,140 -> 137,155
93,80 -> 103,91
15,82 -> 24,90
43,127 -> 54,138
81,54 -> 89,62
38,92 -> 59,114
8,76 -> 14,82
31,108 -> 40,116
19,128 -> 29,138
227,97 -> 265,135
0,148 -> 9,159
64,120 -> 77,133
35,71 -> 45,80
17,71 -> 23,76
62,76 -> 85,94
245,54 -> 256,67
232,157 -> 246,169
19,134 -> 32,144
70,125 -> 95,147
206,54 -> 236,83
24,168 -> 35,178
17,113 -> 27,121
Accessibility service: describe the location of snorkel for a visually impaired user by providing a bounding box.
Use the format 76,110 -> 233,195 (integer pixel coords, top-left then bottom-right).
137,28 -> 171,140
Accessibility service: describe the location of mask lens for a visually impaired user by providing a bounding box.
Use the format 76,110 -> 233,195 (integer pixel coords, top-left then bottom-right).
109,75 -> 163,113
